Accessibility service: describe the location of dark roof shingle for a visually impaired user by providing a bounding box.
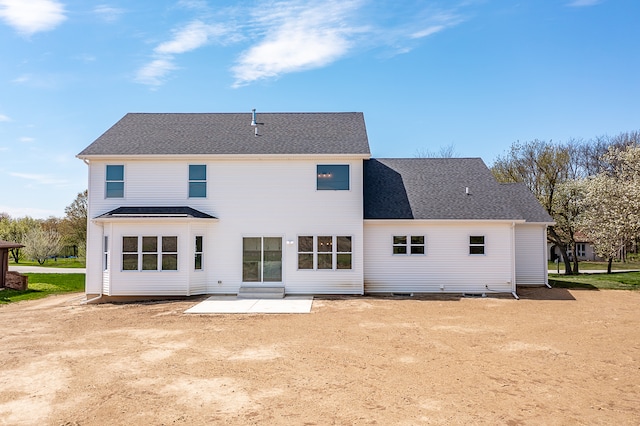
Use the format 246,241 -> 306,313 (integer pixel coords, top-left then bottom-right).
96,206 -> 216,219
364,158 -> 553,222
78,112 -> 370,156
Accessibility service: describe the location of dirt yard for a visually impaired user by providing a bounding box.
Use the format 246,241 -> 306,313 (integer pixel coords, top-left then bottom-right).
1,288 -> 639,425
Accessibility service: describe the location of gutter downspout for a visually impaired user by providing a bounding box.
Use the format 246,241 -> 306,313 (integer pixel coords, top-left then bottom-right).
80,157 -> 104,304
511,222 -> 519,300
544,224 -> 552,288
81,294 -> 103,304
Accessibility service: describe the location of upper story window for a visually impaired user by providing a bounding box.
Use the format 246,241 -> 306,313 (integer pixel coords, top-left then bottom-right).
189,165 -> 207,198
469,236 -> 485,255
317,164 -> 349,190
105,165 -> 124,198
393,236 -> 425,255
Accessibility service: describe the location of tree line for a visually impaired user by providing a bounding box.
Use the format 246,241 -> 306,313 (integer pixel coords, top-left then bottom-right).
0,190 -> 87,265
491,131 -> 640,274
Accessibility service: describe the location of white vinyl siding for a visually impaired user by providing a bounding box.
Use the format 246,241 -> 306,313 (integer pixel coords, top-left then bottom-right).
85,157 -> 365,296
364,221 -> 514,294
205,158 -> 364,295
515,224 -> 548,286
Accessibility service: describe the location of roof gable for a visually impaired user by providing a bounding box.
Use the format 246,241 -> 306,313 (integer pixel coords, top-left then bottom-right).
78,112 -> 371,157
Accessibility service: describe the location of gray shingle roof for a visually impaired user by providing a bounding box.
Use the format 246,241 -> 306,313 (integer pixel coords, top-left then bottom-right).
96,206 -> 216,219
499,183 -> 554,223
78,112 -> 370,156
364,158 -> 553,222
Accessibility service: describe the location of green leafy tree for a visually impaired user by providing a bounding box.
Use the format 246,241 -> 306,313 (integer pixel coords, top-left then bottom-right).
58,190 -> 88,253
59,190 -> 87,258
0,215 -> 39,263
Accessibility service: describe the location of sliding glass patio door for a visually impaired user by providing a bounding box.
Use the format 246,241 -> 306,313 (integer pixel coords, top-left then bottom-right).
242,237 -> 282,283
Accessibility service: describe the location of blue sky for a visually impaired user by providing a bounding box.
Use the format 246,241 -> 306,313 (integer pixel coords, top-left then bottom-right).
1,0 -> 638,218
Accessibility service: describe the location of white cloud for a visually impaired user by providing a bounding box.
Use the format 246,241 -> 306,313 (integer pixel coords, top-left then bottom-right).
19,137 -> 35,143
155,20 -> 228,55
136,20 -> 232,87
177,0 -> 209,11
9,171 -> 67,185
94,4 -> 124,23
135,58 -> 178,87
411,25 -> 446,39
567,0 -> 601,6
0,0 -> 66,35
134,1 -> 468,88
232,0 -> 365,87
0,113 -> 11,122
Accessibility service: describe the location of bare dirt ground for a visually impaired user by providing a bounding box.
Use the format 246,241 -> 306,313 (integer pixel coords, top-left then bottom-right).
1,288 -> 639,425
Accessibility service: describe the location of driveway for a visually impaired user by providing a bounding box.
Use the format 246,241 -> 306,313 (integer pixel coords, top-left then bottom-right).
9,265 -> 86,274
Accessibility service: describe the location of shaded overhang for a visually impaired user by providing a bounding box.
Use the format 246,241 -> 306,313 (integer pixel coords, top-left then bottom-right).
93,206 -> 218,222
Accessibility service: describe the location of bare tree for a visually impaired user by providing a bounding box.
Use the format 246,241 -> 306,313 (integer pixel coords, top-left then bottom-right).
415,144 -> 460,158
491,139 -> 581,274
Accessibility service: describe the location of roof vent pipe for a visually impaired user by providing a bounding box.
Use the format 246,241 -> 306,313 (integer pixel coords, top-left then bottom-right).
251,108 -> 257,127
465,187 -> 470,195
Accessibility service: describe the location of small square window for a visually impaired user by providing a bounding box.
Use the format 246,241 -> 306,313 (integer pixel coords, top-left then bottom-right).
470,236 -> 485,255
393,235 -> 425,255
317,165 -> 349,190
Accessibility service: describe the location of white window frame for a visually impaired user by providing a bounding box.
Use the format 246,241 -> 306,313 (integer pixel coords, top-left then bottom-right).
188,164 -> 207,198
121,236 -> 179,271
469,235 -> 486,255
194,236 -> 203,271
392,235 -> 425,255
103,236 -> 109,271
316,164 -> 350,191
297,235 -> 352,270
105,164 -> 124,198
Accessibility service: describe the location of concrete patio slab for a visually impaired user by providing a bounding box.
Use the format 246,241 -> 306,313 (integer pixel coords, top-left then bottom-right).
184,296 -> 313,314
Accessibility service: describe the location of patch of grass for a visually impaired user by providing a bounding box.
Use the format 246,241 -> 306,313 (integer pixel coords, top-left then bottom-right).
549,271 -> 640,291
548,260 -> 640,271
0,273 -> 85,304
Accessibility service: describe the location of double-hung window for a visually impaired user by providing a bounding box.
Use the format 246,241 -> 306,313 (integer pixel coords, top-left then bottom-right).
161,237 -> 178,270
393,236 -> 425,255
469,236 -> 485,255
298,235 -> 352,270
105,165 -> 124,198
194,236 -> 203,270
189,165 -> 207,198
103,236 -> 109,271
317,165 -> 349,190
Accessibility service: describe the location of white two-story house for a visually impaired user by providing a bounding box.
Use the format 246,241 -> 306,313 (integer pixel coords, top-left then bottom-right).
77,112 -> 552,301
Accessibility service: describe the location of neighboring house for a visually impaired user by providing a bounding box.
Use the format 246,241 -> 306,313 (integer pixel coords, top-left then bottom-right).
549,234 -> 604,262
77,112 -> 553,301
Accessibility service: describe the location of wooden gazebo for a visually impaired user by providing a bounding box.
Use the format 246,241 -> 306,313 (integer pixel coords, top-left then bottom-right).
0,240 -> 24,288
